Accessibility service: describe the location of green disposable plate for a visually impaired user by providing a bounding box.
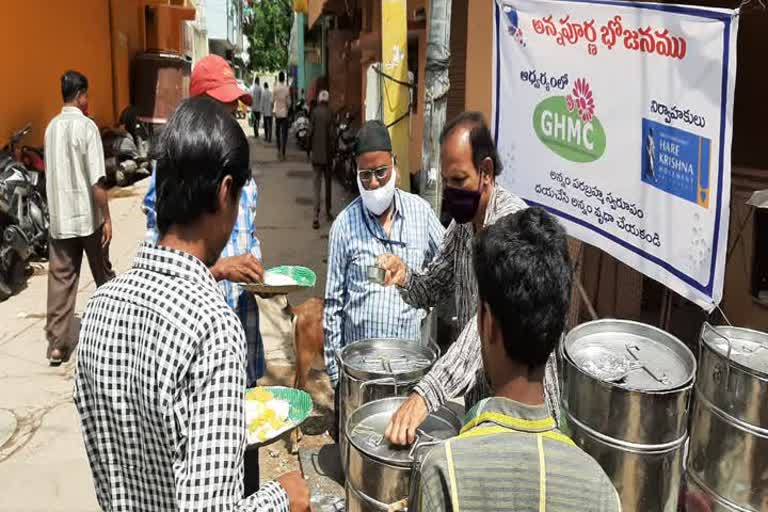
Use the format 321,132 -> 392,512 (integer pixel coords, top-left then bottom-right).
244,386 -> 314,448
263,386 -> 313,424
266,266 -> 317,288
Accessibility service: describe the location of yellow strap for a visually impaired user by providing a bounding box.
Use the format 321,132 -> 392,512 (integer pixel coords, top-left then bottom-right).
444,440 -> 460,512
458,425 -> 576,447
460,412 -> 556,435
538,434 -> 546,512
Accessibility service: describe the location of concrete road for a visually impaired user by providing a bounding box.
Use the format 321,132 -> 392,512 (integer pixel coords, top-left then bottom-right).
0,125 -> 353,511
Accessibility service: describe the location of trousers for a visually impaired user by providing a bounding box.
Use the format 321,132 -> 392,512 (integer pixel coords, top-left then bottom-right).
46,225 -> 115,354
275,117 -> 289,156
313,163 -> 332,216
263,116 -> 273,142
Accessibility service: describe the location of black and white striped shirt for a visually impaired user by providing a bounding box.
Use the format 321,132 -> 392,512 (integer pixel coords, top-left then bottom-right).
400,185 -> 562,424
74,244 -> 288,511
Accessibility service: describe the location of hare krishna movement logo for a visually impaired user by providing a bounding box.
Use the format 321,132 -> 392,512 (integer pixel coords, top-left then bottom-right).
533,78 -> 607,163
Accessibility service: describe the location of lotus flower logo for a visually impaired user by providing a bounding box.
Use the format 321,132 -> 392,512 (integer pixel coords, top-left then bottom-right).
567,78 -> 596,122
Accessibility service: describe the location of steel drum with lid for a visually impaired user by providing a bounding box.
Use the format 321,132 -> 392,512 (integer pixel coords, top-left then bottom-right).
687,323 -> 768,511
561,319 -> 696,512
345,397 -> 460,511
338,339 -> 439,472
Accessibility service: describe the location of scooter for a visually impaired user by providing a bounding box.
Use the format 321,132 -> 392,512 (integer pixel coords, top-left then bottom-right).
292,105 -> 310,152
102,107 -> 151,186
0,125 -> 49,300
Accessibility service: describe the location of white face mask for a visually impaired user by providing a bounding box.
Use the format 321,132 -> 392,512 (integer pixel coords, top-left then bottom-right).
357,167 -> 397,216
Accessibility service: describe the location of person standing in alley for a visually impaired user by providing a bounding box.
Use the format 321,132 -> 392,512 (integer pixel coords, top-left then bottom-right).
44,70 -> 115,366
251,77 -> 262,139
261,81 -> 273,143
273,71 -> 291,160
308,90 -> 335,229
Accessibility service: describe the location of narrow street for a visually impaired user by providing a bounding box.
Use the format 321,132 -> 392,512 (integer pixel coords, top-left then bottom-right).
0,124 -> 352,511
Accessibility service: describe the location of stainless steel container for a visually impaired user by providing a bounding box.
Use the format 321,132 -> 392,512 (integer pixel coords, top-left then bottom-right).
338,339 -> 439,472
345,397 -> 460,511
561,319 -> 696,512
686,323 -> 768,512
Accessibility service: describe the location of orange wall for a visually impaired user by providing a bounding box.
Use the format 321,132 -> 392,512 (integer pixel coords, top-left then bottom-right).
464,0 -> 493,119
0,1 -> 115,147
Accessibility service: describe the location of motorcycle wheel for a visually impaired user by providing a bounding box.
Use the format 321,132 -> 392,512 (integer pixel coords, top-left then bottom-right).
0,253 -> 25,301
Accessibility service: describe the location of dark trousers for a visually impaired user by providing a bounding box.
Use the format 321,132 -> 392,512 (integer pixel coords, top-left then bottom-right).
263,116 -> 273,142
46,225 -> 115,355
251,112 -> 261,138
276,117 -> 289,156
313,163 -> 332,216
243,448 -> 260,497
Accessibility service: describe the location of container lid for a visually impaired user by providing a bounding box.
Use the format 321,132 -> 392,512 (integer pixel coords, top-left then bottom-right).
700,324 -> 768,375
347,397 -> 460,466
564,320 -> 696,391
339,339 -> 437,381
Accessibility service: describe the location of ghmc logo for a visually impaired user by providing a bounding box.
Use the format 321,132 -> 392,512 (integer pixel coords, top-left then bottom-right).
533,78 -> 606,162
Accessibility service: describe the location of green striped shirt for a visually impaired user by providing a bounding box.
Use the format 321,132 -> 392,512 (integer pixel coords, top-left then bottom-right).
416,397 -> 621,512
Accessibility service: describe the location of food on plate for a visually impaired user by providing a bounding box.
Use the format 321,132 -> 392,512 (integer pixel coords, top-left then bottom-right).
263,273 -> 299,287
246,387 -> 273,402
245,388 -> 291,443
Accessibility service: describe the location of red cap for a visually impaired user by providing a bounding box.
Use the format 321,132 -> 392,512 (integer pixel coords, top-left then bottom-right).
190,55 -> 252,106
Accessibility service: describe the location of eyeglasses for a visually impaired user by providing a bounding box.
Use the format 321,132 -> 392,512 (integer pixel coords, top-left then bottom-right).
357,165 -> 390,183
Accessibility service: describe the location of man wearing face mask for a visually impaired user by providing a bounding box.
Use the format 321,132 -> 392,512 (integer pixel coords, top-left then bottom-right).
323,120 -> 445,434
378,112 -> 562,446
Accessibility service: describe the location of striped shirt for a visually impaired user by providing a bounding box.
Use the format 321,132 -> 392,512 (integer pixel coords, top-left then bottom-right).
44,106 -> 106,239
75,244 -> 288,511
143,173 -> 266,384
323,190 -> 445,386
400,185 -> 562,425
416,397 -> 621,512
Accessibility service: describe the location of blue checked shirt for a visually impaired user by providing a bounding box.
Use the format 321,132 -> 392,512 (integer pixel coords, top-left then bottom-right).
143,172 -> 265,385
323,190 -> 445,386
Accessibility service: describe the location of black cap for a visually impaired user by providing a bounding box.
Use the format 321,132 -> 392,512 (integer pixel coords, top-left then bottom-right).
355,120 -> 392,156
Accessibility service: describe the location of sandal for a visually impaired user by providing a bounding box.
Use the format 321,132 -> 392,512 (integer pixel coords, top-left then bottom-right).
49,347 -> 66,367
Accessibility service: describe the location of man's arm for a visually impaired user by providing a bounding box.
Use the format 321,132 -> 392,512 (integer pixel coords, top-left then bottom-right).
379,222 -> 458,310
86,125 -> 111,247
415,316 -> 481,412
92,182 -> 111,248
179,319 -> 293,512
323,221 -> 348,387
386,316 -> 482,445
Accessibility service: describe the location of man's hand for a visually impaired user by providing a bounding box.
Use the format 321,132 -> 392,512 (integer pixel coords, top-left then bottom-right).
384,393 -> 428,446
101,218 -> 112,248
376,254 -> 408,288
210,254 -> 264,283
277,471 -> 311,512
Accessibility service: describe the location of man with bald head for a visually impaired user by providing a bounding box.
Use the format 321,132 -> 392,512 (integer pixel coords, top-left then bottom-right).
378,112 -> 562,445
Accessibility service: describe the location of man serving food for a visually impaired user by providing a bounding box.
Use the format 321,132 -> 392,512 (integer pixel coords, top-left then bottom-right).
378,112 -> 562,445
323,120 -> 444,432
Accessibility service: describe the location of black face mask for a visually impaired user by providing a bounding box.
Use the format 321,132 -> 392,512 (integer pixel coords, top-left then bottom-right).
443,175 -> 485,224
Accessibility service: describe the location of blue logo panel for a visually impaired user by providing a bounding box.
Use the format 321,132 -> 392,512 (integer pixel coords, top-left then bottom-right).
641,118 -> 711,208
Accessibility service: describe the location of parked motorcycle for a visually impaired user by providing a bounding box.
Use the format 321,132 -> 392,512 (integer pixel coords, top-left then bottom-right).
332,111 -> 357,193
0,125 -> 49,300
102,106 -> 151,187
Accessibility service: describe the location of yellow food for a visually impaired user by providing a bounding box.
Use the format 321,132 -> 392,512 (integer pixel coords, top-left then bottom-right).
246,387 -> 274,402
244,392 -> 291,444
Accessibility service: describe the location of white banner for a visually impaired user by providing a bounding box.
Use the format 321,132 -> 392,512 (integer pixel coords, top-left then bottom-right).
492,0 -> 738,310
